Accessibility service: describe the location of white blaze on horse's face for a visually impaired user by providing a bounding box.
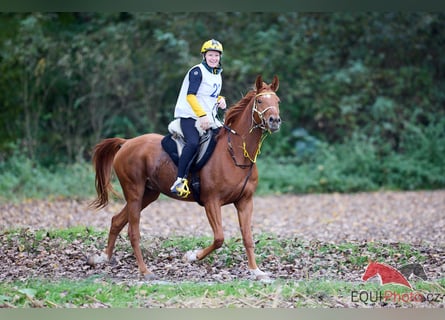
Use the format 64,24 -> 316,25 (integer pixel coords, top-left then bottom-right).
254,92 -> 281,132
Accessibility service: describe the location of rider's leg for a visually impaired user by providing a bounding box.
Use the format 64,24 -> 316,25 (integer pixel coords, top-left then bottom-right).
170,118 -> 200,195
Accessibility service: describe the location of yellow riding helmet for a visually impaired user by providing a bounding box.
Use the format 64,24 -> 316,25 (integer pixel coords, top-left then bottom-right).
200,39 -> 223,54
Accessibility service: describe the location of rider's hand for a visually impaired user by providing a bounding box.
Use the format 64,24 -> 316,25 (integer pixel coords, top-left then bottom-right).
198,115 -> 211,130
217,96 -> 227,109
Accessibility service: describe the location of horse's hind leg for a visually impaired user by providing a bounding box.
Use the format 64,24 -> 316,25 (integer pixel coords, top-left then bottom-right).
105,204 -> 130,260
106,188 -> 159,261
87,204 -> 129,266
89,187 -> 160,280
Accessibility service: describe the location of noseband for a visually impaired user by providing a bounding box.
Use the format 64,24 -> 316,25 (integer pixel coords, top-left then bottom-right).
251,91 -> 279,132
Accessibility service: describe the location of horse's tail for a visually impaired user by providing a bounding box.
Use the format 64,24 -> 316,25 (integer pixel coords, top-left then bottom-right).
90,137 -> 127,209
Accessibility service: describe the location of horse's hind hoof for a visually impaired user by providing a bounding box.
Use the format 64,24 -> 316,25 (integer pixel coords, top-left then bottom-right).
257,275 -> 273,283
249,268 -> 272,282
183,249 -> 200,262
144,272 -> 158,281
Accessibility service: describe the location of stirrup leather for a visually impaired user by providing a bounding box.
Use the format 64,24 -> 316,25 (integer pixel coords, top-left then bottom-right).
175,178 -> 191,198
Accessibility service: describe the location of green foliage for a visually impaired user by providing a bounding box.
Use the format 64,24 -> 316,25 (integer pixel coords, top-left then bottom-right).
0,12 -> 444,193
0,151 -> 96,202
257,119 -> 445,194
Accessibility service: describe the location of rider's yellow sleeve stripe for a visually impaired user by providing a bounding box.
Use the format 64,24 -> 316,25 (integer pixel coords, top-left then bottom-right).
186,94 -> 207,117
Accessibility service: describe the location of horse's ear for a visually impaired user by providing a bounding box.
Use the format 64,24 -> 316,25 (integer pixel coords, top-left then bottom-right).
255,75 -> 263,91
271,75 -> 279,92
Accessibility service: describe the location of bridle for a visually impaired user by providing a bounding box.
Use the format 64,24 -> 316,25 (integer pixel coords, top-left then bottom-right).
250,91 -> 279,132
224,90 -> 279,168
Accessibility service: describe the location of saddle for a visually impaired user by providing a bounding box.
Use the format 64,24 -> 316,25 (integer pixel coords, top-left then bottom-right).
161,119 -> 221,205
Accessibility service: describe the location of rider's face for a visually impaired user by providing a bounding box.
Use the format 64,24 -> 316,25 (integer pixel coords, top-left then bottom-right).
204,51 -> 221,68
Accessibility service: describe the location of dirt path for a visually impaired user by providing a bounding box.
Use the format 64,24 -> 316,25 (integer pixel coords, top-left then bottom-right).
1,190 -> 444,244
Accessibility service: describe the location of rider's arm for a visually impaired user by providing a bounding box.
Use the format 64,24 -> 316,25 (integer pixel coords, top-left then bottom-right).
186,67 -> 207,117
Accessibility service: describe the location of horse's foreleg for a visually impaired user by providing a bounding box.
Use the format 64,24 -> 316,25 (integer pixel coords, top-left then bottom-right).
235,197 -> 270,281
184,202 -> 224,262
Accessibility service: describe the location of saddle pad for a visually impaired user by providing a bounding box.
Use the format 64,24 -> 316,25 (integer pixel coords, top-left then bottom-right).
161,127 -> 220,173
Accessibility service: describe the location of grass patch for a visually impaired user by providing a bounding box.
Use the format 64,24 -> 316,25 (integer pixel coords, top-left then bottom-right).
161,236 -> 213,252
2,227 -> 107,253
1,277 -> 444,308
317,242 -> 426,266
2,227 -> 431,272
160,234 -> 427,269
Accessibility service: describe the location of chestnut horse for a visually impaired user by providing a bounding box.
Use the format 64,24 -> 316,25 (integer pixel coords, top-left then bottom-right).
90,75 -> 281,280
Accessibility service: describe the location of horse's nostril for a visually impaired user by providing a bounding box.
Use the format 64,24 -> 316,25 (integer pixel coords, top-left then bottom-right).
268,116 -> 281,132
269,116 -> 281,124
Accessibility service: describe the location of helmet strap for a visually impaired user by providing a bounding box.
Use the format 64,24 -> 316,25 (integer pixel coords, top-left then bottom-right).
202,60 -> 222,74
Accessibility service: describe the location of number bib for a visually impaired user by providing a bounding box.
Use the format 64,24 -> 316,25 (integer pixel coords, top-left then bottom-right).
174,63 -> 222,120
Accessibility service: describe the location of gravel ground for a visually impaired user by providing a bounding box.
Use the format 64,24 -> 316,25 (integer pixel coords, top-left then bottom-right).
1,190 -> 444,244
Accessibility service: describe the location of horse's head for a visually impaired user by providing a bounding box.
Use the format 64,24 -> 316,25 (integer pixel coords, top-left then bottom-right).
252,75 -> 281,132
361,261 -> 378,281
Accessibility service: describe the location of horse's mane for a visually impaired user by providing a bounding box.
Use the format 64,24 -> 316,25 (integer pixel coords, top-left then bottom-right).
224,90 -> 256,127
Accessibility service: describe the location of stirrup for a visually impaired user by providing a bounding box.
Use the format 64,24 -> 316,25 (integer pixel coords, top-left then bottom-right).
172,178 -> 191,198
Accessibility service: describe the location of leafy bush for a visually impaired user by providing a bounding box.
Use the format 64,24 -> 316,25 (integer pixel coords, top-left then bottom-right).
257,119 -> 445,194
0,153 -> 96,202
380,119 -> 445,189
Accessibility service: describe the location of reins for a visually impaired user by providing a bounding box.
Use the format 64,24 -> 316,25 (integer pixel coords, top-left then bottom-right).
224,126 -> 255,204
224,126 -> 254,169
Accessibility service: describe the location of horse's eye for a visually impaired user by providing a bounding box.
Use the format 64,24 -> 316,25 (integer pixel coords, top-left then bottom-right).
257,99 -> 262,104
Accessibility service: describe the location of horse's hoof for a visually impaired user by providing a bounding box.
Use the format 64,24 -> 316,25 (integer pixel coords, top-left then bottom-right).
144,273 -> 158,281
183,249 -> 200,262
109,256 -> 118,266
86,252 -> 109,266
249,268 -> 272,282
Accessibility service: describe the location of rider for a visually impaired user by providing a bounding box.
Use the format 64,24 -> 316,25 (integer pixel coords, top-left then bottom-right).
170,39 -> 227,197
